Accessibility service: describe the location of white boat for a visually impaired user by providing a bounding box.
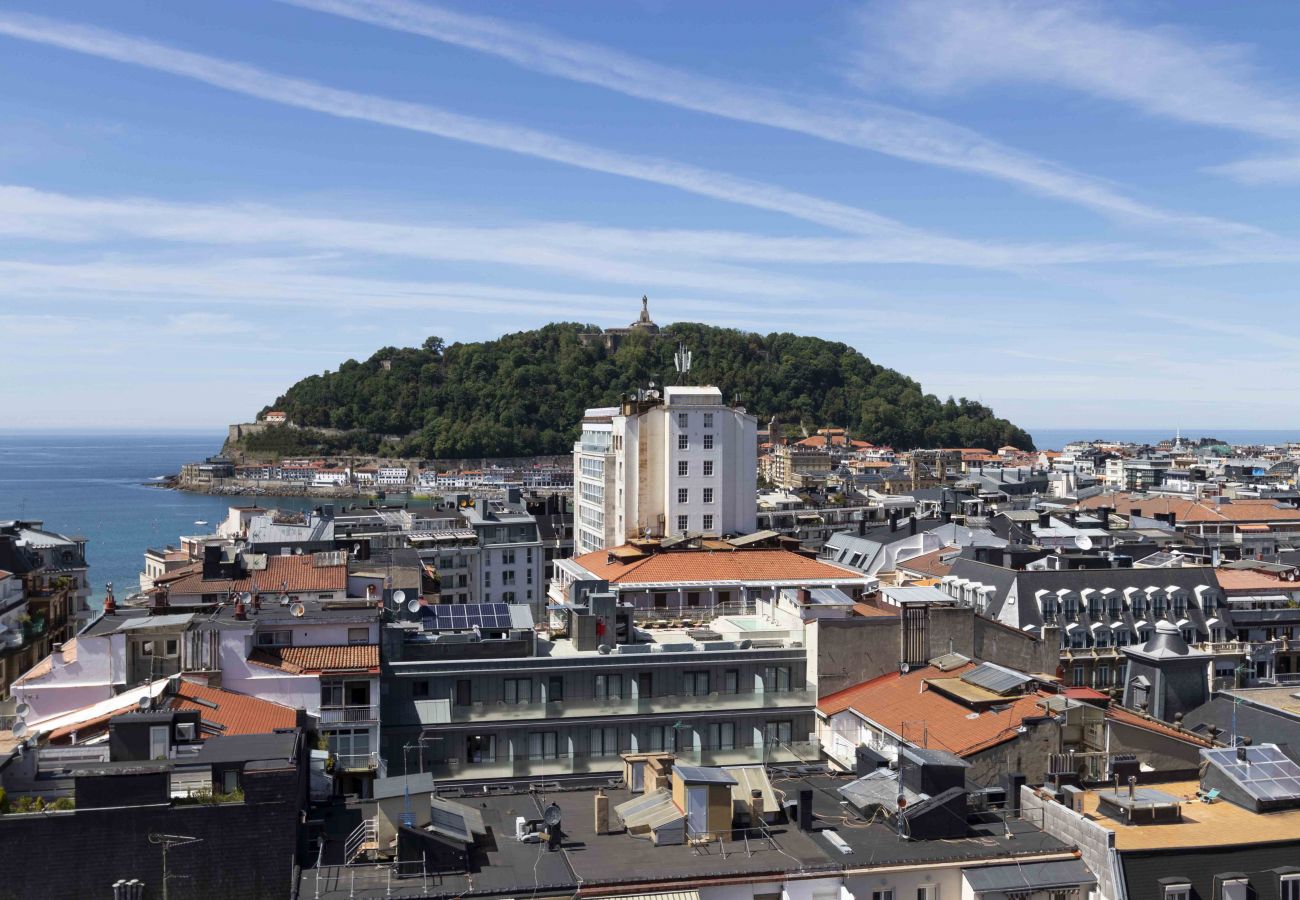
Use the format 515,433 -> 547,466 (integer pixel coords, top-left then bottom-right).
194,519 -> 208,526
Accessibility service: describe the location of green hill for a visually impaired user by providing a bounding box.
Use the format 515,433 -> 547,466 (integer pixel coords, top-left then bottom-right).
239,323 -> 1033,458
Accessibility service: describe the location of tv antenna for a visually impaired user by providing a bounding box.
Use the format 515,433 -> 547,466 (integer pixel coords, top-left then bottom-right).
149,833 -> 203,900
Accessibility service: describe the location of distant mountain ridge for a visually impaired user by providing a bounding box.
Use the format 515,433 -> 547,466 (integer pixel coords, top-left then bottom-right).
238,322 -> 1033,458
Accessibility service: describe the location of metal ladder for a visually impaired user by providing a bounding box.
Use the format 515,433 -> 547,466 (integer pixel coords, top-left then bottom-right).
343,817 -> 378,864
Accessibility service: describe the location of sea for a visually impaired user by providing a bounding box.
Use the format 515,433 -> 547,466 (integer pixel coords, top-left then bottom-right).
0,431 -> 320,607
3,427 -> 1300,609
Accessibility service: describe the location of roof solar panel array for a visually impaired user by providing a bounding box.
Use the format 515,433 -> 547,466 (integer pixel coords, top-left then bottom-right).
1202,745 -> 1300,802
960,662 -> 1034,695
421,602 -> 513,632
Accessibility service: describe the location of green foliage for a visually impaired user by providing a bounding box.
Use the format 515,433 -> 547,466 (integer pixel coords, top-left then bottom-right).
47,797 -> 74,811
176,787 -> 244,805
251,322 -> 1033,457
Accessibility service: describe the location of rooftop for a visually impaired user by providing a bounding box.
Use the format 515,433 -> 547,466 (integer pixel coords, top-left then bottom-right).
249,644 -> 379,674
569,546 -> 865,586
1078,779 -> 1300,849
158,552 -> 349,596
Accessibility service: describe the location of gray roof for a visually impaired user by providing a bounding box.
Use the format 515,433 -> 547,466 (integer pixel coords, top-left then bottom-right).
672,764 -> 737,785
963,858 -> 1096,893
192,731 -> 299,766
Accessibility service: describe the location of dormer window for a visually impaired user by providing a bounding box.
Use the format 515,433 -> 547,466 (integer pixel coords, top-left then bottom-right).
1162,882 -> 1191,900
1218,876 -> 1249,900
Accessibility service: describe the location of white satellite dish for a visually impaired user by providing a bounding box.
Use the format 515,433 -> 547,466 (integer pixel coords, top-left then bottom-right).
15,702 -> 29,718
138,695 -> 152,712
11,722 -> 27,739
240,592 -> 254,604
290,602 -> 306,618
1074,534 -> 1094,551
393,590 -> 407,605
406,598 -> 421,613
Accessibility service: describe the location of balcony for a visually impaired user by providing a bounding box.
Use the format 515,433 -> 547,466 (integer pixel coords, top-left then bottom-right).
430,689 -> 817,726
424,740 -> 822,781
334,751 -> 379,772
320,704 -> 380,725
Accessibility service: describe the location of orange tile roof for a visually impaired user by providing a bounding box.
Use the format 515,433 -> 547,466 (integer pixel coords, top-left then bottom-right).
1105,705 -> 1213,748
159,554 -> 348,596
170,679 -> 298,736
818,664 -> 1054,758
1077,493 -> 1300,524
1214,568 -> 1293,594
852,601 -> 899,618
569,547 -> 864,585
249,644 -> 379,674
896,546 -> 959,578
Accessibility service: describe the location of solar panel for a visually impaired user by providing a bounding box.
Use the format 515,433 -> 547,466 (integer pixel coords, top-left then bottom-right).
960,662 -> 1033,695
1202,745 -> 1300,803
422,602 -> 514,632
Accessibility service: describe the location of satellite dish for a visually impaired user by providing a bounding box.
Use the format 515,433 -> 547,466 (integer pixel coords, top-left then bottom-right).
240,592 -> 254,604
352,543 -> 361,554
1074,534 -> 1094,551
542,803 -> 563,828
291,602 -> 306,618
11,722 -> 27,739
406,598 -> 421,613
138,695 -> 152,712
393,590 -> 407,605
15,702 -> 29,718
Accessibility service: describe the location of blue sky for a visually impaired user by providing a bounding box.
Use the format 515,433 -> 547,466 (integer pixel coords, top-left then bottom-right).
4,1 -> 1300,434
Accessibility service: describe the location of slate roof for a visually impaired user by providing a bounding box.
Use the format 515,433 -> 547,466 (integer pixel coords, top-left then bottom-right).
248,644 -> 379,674
568,548 -> 863,585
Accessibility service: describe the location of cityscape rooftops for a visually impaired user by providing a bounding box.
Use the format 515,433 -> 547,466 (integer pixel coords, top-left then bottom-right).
566,545 -> 865,586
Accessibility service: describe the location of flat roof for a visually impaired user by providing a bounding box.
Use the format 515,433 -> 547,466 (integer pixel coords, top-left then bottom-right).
1078,779 -> 1300,849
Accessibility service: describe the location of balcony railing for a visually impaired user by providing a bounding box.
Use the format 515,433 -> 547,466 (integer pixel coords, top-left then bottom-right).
334,752 -> 379,772
433,689 -> 816,726
320,704 -> 380,724
424,740 -> 821,781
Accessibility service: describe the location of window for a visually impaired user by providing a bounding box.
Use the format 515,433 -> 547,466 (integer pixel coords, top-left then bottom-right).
528,731 -> 559,759
149,725 -> 169,760
703,460 -> 714,477
503,570 -> 516,585
1163,885 -> 1191,900
703,434 -> 714,450
703,514 -> 714,532
687,591 -> 700,607
1072,664 -> 1086,687
1281,875 -> 1300,900
595,674 -> 623,700
412,680 -> 430,699
465,733 -> 495,764
764,666 -> 793,692
917,887 -> 938,900
484,570 -> 491,588
222,769 -> 240,793
678,434 -> 689,450
703,487 -> 714,504
1095,666 -> 1111,688
678,460 -> 689,477
504,678 -> 532,703
764,720 -> 792,744
703,413 -> 713,428
347,627 -> 369,645
1220,879 -> 1249,900
706,721 -> 735,749
873,890 -> 894,900
646,724 -> 668,752
502,548 -> 515,565
723,669 -> 739,694
256,630 -> 292,647
654,592 -> 668,609
678,488 -> 689,504
140,640 -> 155,656
684,671 -> 711,696
591,726 -> 618,756
164,639 -> 179,657
677,515 -> 689,533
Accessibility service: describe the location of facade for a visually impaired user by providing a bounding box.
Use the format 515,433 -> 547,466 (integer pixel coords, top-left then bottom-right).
765,442 -> 833,490
574,384 -> 757,553
461,497 -> 545,614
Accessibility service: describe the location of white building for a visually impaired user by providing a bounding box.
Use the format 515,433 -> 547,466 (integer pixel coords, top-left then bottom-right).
574,385 -> 757,553
376,466 -> 409,486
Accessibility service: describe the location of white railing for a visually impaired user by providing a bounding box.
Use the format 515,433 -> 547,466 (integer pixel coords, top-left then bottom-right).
344,817 -> 378,864
334,752 -> 378,771
319,705 -> 379,724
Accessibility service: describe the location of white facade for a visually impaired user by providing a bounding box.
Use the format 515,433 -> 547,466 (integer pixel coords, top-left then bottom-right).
574,386 -> 757,553
377,466 -> 409,486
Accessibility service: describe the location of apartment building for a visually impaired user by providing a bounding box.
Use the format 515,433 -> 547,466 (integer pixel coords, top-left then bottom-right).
461,496 -> 544,615
573,384 -> 757,554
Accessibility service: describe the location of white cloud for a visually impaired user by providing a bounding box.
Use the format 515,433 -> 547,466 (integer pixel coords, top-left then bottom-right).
0,12 -> 935,240
162,311 -> 254,336
278,0 -> 1263,239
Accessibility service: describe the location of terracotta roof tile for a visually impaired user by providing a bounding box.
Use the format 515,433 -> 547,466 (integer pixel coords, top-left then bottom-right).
1214,568 -> 1292,593
896,546 -> 959,579
1105,704 -> 1213,747
160,554 -> 347,597
569,547 -> 864,586
170,679 -> 298,736
818,663 -> 1054,757
249,644 -> 379,674
1077,492 -> 1300,524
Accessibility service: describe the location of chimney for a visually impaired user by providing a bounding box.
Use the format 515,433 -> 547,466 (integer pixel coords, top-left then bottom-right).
797,587 -> 812,605
594,788 -> 610,835
909,516 -> 917,536
234,596 -> 247,620
890,510 -> 899,532
52,643 -> 64,666
749,788 -> 764,829
1038,511 -> 1051,529
102,583 -> 117,615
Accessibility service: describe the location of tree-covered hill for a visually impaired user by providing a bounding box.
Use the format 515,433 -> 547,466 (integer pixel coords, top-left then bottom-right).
244,323 -> 1033,458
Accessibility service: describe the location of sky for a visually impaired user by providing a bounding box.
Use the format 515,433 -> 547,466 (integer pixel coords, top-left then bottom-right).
4,1 -> 1300,433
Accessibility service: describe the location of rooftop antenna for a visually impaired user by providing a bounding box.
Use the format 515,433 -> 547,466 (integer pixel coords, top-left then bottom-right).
673,342 -> 692,384
149,833 -> 203,900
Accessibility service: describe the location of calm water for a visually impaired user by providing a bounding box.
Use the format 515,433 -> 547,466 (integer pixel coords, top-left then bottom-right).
0,431 -> 319,605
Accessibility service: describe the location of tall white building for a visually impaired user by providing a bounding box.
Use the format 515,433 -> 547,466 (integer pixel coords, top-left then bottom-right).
574,385 -> 757,553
